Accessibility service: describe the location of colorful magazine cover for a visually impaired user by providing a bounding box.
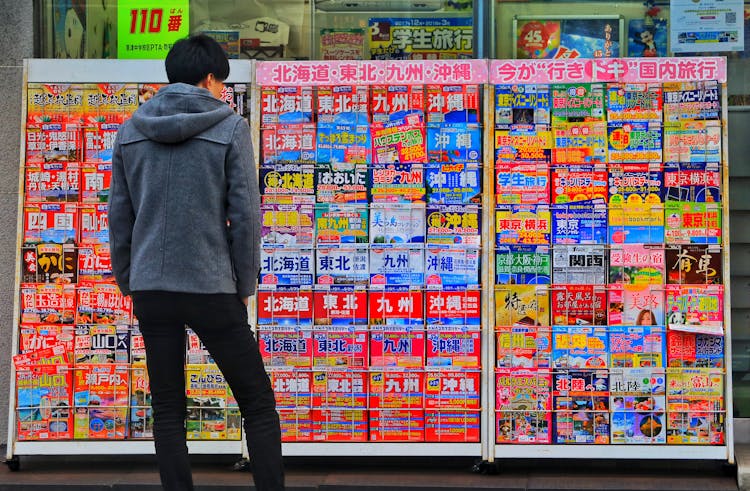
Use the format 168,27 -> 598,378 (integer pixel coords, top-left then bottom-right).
550,284 -> 607,326
311,370 -> 368,408
278,408 -> 314,442
271,370 -> 312,409
494,285 -> 550,327
610,367 -> 667,444
667,330 -> 724,368
316,85 -> 369,124
21,242 -> 77,284
606,83 -> 663,122
369,409 -> 425,442
260,203 -> 314,247
25,161 -> 80,203
27,83 -> 84,125
494,125 -> 552,165
185,364 -> 236,440
609,326 -> 667,368
551,199 -> 608,244
494,84 -> 551,128
371,85 -> 424,122
80,162 -> 112,203
312,326 -> 368,368
129,362 -> 153,439
609,244 -> 665,284
369,204 -> 426,244
551,122 -> 608,164
82,83 -> 138,124
427,84 -> 480,124
551,164 -> 608,204
664,162 -> 721,203
74,324 -> 130,364
75,281 -> 131,326
369,17 -> 473,60
495,368 -> 552,444
551,326 -> 608,369
425,162 -> 481,205
19,324 -> 74,358
425,205 -> 480,246
316,246 -> 370,286
666,244 -> 722,285
315,204 -> 369,245
608,283 -> 665,326
664,201 -> 722,244
85,123 -> 117,163
371,114 -> 427,164
495,163 -> 550,205
425,370 -> 481,409
260,247 -> 314,287
79,203 -> 109,245
315,162 -> 369,204
370,246 -> 425,286
256,289 -> 314,327
495,245 -> 551,285
368,288 -> 424,326
259,164 -> 316,198
313,288 -> 368,326
427,124 -> 482,163
552,245 -> 606,284
607,121 -> 662,163
370,163 -> 426,203
495,204 -> 551,246
257,327 -> 313,368
425,289 -> 481,327
19,282 -> 76,325
16,364 -> 73,440
369,328 -> 425,368
260,86 -> 314,124
185,328 -> 212,365
261,124 -> 317,164
23,202 -> 78,245
553,369 -> 610,444
426,327 -> 482,367
608,162 -> 663,206
25,124 -> 81,164
666,368 -> 725,445
663,121 -> 722,164
425,246 -> 480,287
312,409 -> 367,441
316,123 -> 372,165
77,243 -> 111,281
73,364 -> 129,439
551,84 -> 605,122
495,326 -> 552,368
662,81 -> 721,122
369,371 -> 424,409
666,284 -> 724,336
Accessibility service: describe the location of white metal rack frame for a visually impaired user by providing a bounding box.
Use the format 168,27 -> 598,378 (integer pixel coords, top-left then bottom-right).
5,57 -> 734,466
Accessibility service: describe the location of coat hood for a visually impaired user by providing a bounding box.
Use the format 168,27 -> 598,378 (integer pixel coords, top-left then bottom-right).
130,83 -> 235,144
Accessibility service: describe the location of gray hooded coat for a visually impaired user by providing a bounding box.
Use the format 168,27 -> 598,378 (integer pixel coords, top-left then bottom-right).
108,83 -> 260,298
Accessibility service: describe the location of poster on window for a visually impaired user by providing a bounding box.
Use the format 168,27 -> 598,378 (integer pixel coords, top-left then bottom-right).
514,15 -> 623,59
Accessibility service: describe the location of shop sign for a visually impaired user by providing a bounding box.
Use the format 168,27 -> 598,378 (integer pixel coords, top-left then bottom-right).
117,1 -> 189,59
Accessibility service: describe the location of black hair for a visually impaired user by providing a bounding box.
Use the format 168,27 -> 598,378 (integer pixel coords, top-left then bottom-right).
165,34 -> 230,85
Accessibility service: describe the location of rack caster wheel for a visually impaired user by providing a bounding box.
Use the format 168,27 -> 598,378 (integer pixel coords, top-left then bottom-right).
471,459 -> 499,475
5,456 -> 19,472
232,457 -> 250,472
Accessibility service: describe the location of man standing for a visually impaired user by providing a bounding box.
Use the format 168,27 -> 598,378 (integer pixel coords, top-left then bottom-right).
108,34 -> 284,491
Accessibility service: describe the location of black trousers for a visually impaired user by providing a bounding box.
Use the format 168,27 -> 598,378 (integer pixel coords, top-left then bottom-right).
132,291 -> 284,491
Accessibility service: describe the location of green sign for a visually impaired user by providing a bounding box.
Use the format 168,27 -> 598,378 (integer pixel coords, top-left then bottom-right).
117,1 -> 189,59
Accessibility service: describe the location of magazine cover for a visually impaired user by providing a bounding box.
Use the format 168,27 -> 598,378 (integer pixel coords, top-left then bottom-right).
260,86 -> 314,125
369,371 -> 424,409
320,30 -> 366,61
626,19 -> 668,57
369,16 -> 473,60
25,124 -> 82,164
663,121 -> 722,164
607,121 -> 663,163
610,367 -> 666,444
662,81 -> 721,122
313,288 -> 368,326
551,199 -> 608,244
664,201 -> 722,244
259,164 -> 316,198
552,245 -> 606,284
666,284 -> 724,335
129,367 -> 151,438
494,125 -> 552,164
19,324 -> 74,358
80,163 -> 111,203
494,285 -> 550,327
315,204 -> 369,245
23,202 -> 78,245
666,368 -> 725,445
260,247 -> 314,287
312,409 -> 368,441
370,246 -> 425,286
13,343 -> 70,369
609,244 -> 665,284
278,408 -> 314,442
25,161 -> 80,203
256,289 -> 314,327
425,205 -> 480,246
369,409 -> 425,442
185,328 -> 212,365
551,284 -> 607,325
608,162 -> 663,207
260,203 -> 315,247
371,114 -> 427,164
609,326 -> 667,368
553,369 -> 610,444
261,124 -> 317,165
664,162 -> 721,203
73,364 -> 129,439
27,83 -> 84,125
257,327 -> 313,367
369,289 -> 424,326
316,85 -> 369,124
371,85 -> 424,122
185,364 -> 233,440
270,370 -> 312,409
606,83 -> 663,121
76,243 -> 111,281
427,124 -> 482,164
425,289 -> 481,327
424,246 -> 480,287
425,162 -> 481,205
495,245 -> 551,285
667,330 -> 724,368
608,283 -> 665,326
316,122 -> 372,165
79,203 -> 108,245
75,281 -> 131,326
83,83 -> 138,124
20,283 -> 76,325
22,242 -> 78,284
495,84 -> 551,128
315,246 -> 370,286
426,84 -> 480,124
551,122 -> 608,164
425,370 -> 481,410
496,326 -> 552,369
315,162 -> 368,204
74,324 -> 130,364
496,204 -> 551,245
16,364 -> 73,440
426,410 -> 481,442
551,83 -> 605,121
551,164 -> 608,204
495,368 -> 552,444
666,244 -> 722,285
551,326 -> 608,368
311,370 -> 368,408
369,204 -> 425,244
370,328 -> 425,368
495,163 -> 550,205
312,326 -> 368,368
370,163 -> 426,203
426,327 -> 481,368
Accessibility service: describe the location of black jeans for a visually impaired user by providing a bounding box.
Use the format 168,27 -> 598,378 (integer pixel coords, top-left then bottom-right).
132,291 -> 284,491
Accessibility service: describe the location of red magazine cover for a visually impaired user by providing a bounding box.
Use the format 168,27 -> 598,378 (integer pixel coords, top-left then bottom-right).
551,284 -> 607,326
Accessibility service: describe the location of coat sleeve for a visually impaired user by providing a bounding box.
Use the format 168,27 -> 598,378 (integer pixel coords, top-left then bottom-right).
107,132 -> 135,296
225,118 -> 261,298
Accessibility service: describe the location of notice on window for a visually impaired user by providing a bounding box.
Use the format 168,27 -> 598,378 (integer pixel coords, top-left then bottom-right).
670,0 -> 744,53
117,1 -> 190,59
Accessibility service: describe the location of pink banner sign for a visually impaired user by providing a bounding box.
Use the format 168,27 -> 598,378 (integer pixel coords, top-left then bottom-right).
256,60 -> 488,86
490,57 -> 726,84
